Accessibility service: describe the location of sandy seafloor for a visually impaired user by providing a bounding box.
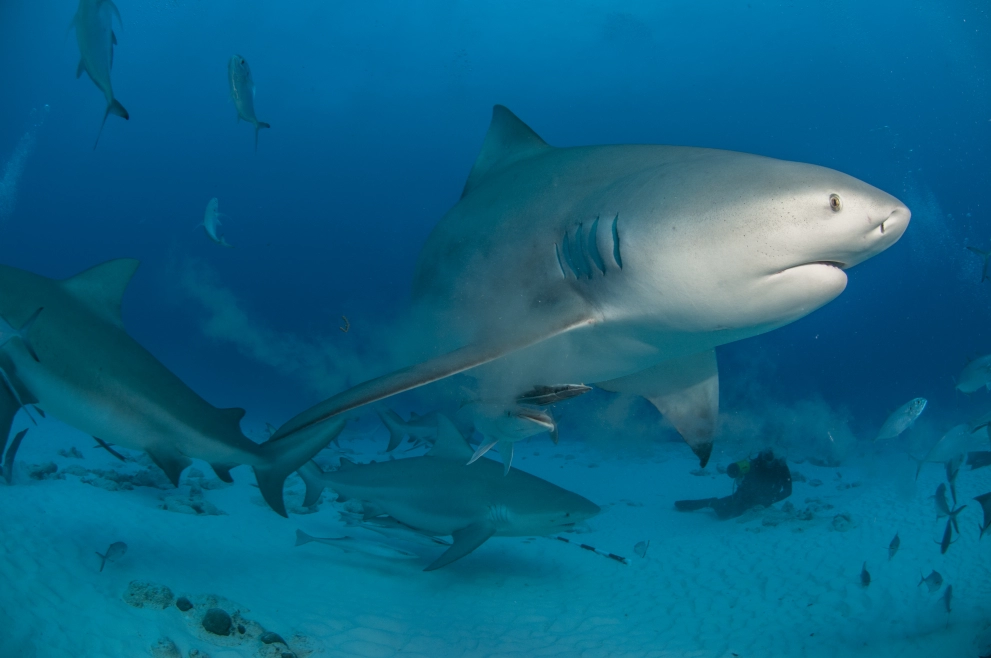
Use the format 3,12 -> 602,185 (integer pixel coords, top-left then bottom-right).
1,416 -> 989,658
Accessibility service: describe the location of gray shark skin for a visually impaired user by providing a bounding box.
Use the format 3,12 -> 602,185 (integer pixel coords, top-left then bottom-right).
300,414 -> 599,571
272,106 -> 910,467
200,198 -> 232,248
72,0 -> 128,149
0,259 -> 342,515
228,55 -> 271,151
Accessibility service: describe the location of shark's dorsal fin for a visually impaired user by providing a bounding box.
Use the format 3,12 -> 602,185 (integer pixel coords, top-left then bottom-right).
218,407 -> 246,427
462,105 -> 551,198
427,415 -> 474,461
338,457 -> 357,471
62,259 -> 139,327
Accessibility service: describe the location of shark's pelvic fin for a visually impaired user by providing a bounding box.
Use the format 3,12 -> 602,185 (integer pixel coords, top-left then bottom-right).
599,349 -> 719,468
467,439 -> 498,465
462,105 -> 552,199
210,463 -> 236,483
498,440 -> 514,475
61,258 -> 140,327
254,417 -> 346,517
424,521 -> 496,571
147,446 -> 193,487
427,415 -> 474,461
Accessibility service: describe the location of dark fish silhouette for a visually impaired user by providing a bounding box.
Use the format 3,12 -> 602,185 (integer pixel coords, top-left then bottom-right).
942,584 -> 953,613
938,519 -> 955,555
934,483 -> 966,533
918,569 -> 943,593
860,561 -> 871,587
95,541 -> 127,572
975,491 -> 991,539
945,453 -> 964,504
517,384 -> 592,406
888,532 -> 900,560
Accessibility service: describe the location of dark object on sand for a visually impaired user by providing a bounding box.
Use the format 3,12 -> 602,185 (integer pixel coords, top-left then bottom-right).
634,540 -> 649,558
942,584 -> 953,613
938,518 -> 956,555
888,532 -> 900,560
968,451 -> 991,470
517,384 -> 592,406
202,608 -> 232,636
674,449 -> 792,519
860,562 -> 870,587
261,632 -> 287,645
175,596 -> 193,612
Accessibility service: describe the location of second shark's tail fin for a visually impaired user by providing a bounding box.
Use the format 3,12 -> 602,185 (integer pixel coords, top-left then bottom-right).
294,529 -> 315,547
93,98 -> 129,150
378,410 -> 408,452
966,245 -> 991,282
297,460 -> 327,507
254,418 -> 345,517
254,121 -> 271,152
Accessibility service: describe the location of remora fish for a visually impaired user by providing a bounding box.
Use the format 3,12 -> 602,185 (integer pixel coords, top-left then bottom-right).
974,491 -> 991,539
875,397 -> 926,441
517,384 -> 592,406
294,529 -> 418,560
297,414 -> 600,570
918,569 -> 943,593
199,198 -> 232,248
270,106 -> 911,467
956,354 -> 991,392
338,511 -> 451,547
228,55 -> 270,151
888,532 -> 900,560
95,541 -> 127,571
0,260 -> 342,516
72,0 -> 128,148
461,402 -> 555,474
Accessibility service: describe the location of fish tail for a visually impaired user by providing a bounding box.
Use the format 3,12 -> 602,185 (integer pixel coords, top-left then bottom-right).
95,551 -> 107,572
297,460 -> 327,507
93,98 -> 128,150
254,121 -> 270,152
294,529 -> 314,547
253,418 -> 345,517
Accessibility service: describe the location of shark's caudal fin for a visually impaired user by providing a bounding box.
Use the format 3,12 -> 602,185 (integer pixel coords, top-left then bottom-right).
93,98 -> 129,150
254,417 -> 346,517
294,529 -> 315,547
3,429 -> 29,484
297,460 -> 326,507
378,410 -> 408,452
254,121 -> 270,152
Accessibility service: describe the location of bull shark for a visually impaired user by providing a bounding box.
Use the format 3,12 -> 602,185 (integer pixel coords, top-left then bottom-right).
271,105 -> 910,466
0,259 -> 342,515
298,414 -> 600,570
72,0 -> 128,149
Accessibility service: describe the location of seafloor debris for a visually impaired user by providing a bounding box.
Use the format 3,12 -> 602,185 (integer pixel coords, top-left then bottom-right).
123,581 -> 175,609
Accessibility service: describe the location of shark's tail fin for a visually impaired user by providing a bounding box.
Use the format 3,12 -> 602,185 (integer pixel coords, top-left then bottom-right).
378,410 -> 408,452
254,121 -> 271,152
94,98 -> 129,150
297,460 -> 327,507
294,529 -> 315,547
254,418 -> 345,517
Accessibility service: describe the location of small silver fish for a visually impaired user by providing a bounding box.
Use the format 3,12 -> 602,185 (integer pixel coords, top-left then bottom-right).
95,541 -> 127,572
634,540 -> 649,559
918,569 -> 943,593
294,529 -> 418,559
875,397 -> 926,441
227,55 -> 270,151
888,532 -> 900,560
942,584 -> 953,613
860,561 -> 871,587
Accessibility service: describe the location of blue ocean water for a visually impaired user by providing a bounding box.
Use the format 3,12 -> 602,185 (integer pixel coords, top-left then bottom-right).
1,1 -> 990,656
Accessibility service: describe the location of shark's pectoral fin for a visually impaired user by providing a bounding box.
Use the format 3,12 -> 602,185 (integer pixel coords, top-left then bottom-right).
76,59 -> 85,79
467,439 -> 498,465
599,349 -> 719,468
424,522 -> 496,571
147,448 -> 193,487
271,311 -> 596,443
498,440 -> 514,475
210,463 -> 236,483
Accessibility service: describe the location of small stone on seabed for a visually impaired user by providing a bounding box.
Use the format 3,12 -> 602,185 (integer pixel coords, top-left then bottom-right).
175,596 -> 193,612
260,631 -> 286,645
201,608 -> 232,636
150,637 -> 180,658
123,581 -> 175,609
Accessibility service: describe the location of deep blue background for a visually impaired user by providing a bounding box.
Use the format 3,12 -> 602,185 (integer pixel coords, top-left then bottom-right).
0,0 -> 988,440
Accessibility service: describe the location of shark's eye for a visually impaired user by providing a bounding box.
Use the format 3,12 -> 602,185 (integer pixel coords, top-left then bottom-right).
829,194 -> 842,212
